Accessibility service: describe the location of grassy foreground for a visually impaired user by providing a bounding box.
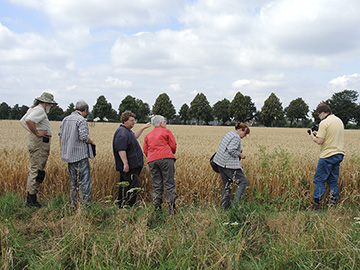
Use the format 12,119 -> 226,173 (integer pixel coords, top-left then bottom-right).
1,193 -> 360,269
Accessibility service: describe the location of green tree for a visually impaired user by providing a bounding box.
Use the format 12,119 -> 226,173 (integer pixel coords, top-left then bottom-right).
179,103 -> 190,124
229,92 -> 256,122
108,108 -> 119,121
354,104 -> 360,126
325,90 -> 358,126
64,103 -> 75,117
261,93 -> 284,127
92,95 -> 113,121
285,97 -> 309,127
9,104 -> 21,119
48,105 -> 64,121
188,93 -> 213,124
118,95 -> 150,122
0,102 -> 11,119
213,98 -> 230,124
19,105 -> 29,118
119,95 -> 138,115
136,99 -> 150,122
152,93 -> 176,121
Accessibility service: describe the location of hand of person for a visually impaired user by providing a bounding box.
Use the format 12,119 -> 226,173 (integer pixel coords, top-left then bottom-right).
143,122 -> 151,129
239,153 -> 246,159
88,139 -> 95,146
36,130 -> 48,137
123,164 -> 129,173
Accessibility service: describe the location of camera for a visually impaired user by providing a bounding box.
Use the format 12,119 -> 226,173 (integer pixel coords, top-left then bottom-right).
307,123 -> 319,135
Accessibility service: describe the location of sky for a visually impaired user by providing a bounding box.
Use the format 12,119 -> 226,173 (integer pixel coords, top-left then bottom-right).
1,0 -> 360,114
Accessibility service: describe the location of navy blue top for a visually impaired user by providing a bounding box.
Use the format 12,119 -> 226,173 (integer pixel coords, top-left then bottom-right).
113,125 -> 144,171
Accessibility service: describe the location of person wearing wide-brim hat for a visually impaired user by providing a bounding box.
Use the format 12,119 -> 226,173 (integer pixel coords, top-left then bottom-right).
20,92 -> 57,208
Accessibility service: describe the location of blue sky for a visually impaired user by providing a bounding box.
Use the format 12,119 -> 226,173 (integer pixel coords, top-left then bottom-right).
1,0 -> 359,114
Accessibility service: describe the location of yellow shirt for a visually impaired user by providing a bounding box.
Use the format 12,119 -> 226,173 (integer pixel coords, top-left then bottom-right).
317,114 -> 345,159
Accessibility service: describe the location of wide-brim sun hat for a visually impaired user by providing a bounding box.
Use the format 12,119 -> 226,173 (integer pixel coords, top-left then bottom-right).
35,92 -> 57,105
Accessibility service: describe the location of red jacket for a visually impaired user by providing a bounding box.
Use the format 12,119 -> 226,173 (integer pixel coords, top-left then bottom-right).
143,126 -> 176,163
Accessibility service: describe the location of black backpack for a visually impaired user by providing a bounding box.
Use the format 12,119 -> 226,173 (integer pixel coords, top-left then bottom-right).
210,153 -> 220,173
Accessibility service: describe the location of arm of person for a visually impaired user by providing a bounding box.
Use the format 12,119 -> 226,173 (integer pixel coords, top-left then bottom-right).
78,120 -> 95,145
20,121 -> 31,132
119,150 -> 129,172
168,131 -> 177,154
310,130 -> 324,145
134,122 -> 151,139
143,137 -> 148,157
25,119 -> 48,137
227,137 -> 241,158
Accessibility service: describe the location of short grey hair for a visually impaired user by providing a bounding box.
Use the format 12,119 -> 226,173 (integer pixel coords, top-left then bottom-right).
75,100 -> 89,112
151,115 -> 166,127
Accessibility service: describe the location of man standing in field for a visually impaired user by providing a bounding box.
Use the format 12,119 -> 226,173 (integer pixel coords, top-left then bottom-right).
113,111 -> 151,208
20,92 -> 57,208
309,103 -> 345,210
59,100 -> 95,207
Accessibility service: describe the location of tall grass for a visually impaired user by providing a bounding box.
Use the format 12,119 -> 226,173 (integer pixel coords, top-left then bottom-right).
1,193 -> 360,269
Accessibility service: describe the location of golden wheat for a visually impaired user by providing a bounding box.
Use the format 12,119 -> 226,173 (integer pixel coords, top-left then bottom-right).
1,120 -> 360,204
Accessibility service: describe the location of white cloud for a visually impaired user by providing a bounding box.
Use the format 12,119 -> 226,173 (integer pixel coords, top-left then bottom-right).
329,73 -> 360,90
168,83 -> 181,92
0,23 -> 67,64
232,80 -> 251,88
11,0 -> 183,27
1,0 -> 360,112
66,85 -> 77,91
105,76 -> 133,88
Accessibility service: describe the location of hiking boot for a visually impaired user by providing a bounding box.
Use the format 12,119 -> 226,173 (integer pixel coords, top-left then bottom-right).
26,192 -> 42,208
328,197 -> 337,208
311,201 -> 320,211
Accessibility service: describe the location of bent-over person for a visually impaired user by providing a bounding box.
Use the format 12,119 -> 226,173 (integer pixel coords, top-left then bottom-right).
213,122 -> 250,210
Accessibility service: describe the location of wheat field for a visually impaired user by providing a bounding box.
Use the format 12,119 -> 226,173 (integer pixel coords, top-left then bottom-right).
1,120 -> 360,206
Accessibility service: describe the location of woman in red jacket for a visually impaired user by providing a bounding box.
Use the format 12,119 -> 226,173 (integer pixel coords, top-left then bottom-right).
143,115 -> 177,214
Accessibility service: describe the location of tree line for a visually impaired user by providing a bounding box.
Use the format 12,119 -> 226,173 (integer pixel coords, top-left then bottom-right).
1,89 -> 359,128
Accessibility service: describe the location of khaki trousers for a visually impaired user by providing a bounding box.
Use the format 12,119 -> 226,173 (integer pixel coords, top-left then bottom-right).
27,133 -> 50,194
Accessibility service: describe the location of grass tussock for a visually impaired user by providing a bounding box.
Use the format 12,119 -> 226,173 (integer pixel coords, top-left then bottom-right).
1,193 -> 360,269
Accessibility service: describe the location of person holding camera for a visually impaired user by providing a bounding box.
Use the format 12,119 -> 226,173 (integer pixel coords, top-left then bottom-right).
212,122 -> 250,210
20,92 -> 57,208
309,103 -> 345,210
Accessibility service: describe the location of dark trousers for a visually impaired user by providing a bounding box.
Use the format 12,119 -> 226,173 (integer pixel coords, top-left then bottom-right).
219,167 -> 248,210
118,167 -> 142,207
148,158 -> 177,208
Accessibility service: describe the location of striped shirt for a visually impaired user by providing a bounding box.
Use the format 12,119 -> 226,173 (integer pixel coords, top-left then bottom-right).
59,112 -> 93,163
213,131 -> 242,169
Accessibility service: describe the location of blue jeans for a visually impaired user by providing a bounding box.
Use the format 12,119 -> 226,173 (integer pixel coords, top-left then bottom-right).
68,158 -> 91,207
313,154 -> 344,201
